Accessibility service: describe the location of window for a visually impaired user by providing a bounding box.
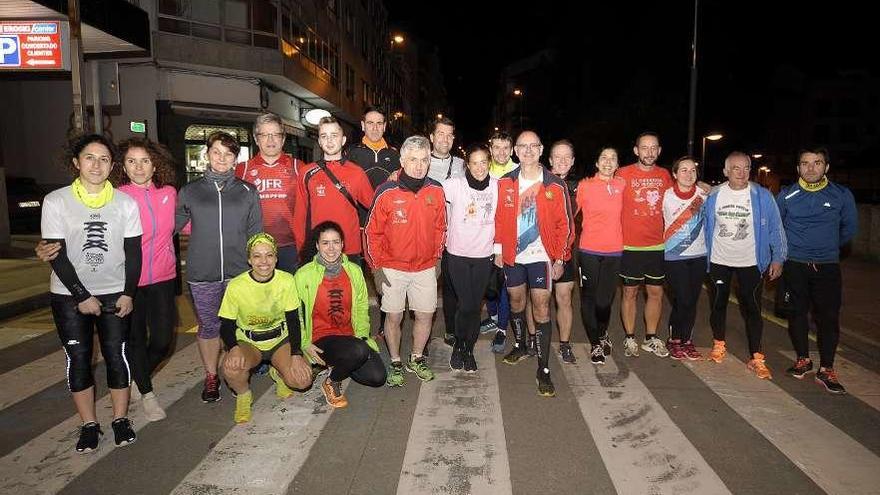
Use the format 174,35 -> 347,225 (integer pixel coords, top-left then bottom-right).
158,0 -> 277,48
362,79 -> 369,105
345,64 -> 355,100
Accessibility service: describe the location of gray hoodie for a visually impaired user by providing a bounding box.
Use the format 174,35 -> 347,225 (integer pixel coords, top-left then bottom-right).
176,172 -> 262,282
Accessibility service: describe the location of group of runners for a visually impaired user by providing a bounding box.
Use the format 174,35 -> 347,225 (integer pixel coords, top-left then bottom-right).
39,106 -> 857,454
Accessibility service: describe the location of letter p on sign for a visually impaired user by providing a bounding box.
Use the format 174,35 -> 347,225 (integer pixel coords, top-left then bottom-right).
0,36 -> 20,66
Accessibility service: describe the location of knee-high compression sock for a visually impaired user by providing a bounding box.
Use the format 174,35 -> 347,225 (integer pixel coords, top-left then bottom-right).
536,320 -> 552,371
510,311 -> 526,348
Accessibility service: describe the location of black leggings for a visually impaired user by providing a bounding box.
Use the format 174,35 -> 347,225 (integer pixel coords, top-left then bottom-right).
784,261 -> 842,369
51,293 -> 131,393
315,335 -> 386,386
709,263 -> 764,355
128,279 -> 177,394
441,250 -> 458,335
665,257 -> 706,341
447,253 -> 493,353
578,252 -> 620,345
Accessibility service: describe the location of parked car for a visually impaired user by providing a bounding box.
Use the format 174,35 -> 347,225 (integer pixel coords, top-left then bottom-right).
5,176 -> 46,234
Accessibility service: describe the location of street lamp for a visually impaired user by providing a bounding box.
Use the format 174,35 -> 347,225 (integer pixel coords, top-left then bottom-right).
701,133 -> 723,170
512,88 -> 524,128
390,34 -> 404,48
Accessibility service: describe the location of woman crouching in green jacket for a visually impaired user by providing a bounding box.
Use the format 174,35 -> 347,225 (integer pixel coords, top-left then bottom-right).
295,221 -> 386,408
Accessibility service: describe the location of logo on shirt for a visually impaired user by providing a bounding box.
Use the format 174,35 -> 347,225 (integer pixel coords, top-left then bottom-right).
393,209 -> 408,224
328,287 -> 345,327
316,183 -> 326,197
254,178 -> 284,193
249,169 -> 259,177
82,218 -> 109,270
823,202 -> 832,208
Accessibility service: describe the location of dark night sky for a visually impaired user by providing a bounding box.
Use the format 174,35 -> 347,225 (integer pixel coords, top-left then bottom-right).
386,1 -> 877,166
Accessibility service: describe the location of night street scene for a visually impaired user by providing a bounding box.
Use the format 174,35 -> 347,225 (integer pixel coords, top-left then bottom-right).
0,1 -> 878,494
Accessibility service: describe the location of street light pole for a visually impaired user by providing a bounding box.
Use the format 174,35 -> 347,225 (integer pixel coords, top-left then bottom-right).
687,0 -> 699,156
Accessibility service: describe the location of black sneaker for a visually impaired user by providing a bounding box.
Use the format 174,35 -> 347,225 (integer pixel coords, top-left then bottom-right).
201,373 -> 221,403
491,330 -> 507,354
815,367 -> 847,395
111,417 -> 137,447
559,343 -> 577,364
443,332 -> 456,347
449,347 -> 465,370
503,344 -> 528,365
75,422 -> 103,453
536,369 -> 556,397
464,352 -> 478,373
599,334 -> 613,356
785,357 -> 814,379
527,335 -> 537,357
590,344 -> 606,365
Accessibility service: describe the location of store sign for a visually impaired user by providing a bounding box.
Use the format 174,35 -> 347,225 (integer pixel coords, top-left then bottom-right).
0,21 -> 68,71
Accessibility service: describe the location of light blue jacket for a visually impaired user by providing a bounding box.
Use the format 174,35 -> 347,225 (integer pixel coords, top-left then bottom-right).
704,182 -> 787,273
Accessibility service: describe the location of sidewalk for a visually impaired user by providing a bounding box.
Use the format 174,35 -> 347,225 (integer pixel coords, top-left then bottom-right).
0,235 -> 50,320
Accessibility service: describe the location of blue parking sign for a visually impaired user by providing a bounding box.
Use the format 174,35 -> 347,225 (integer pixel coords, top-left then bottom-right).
0,35 -> 21,67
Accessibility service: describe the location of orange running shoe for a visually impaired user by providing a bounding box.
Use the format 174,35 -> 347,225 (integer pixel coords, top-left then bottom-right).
708,340 -> 727,363
747,352 -> 772,380
321,377 -> 349,409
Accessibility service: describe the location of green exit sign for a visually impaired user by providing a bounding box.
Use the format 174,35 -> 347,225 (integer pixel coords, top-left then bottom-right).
130,121 -> 146,133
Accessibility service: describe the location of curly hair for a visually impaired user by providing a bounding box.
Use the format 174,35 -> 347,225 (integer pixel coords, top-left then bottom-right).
113,137 -> 177,188
61,134 -> 117,178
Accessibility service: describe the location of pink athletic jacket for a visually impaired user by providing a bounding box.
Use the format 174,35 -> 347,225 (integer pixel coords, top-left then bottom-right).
119,183 -> 177,286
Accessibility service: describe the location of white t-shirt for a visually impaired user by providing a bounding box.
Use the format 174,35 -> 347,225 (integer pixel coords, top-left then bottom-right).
427,154 -> 465,183
41,185 -> 143,296
711,184 -> 756,267
515,175 -> 550,264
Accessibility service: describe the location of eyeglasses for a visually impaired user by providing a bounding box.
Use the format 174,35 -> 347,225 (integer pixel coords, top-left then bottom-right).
256,132 -> 284,140
515,143 -> 542,151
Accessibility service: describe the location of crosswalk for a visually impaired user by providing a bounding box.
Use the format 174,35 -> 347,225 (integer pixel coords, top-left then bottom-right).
1,308 -> 879,495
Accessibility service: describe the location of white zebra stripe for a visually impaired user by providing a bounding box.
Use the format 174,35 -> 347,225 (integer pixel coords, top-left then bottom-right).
685,350 -> 880,494
171,379 -> 344,494
397,341 -> 512,495
562,344 -> 731,494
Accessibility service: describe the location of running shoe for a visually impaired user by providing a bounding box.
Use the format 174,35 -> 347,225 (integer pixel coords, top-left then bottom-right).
558,343 -> 577,364
536,368 -> 556,397
590,344 -> 606,365
406,356 -> 436,382
708,339 -> 727,363
641,336 -> 670,357
786,357 -> 814,379
682,340 -> 702,360
464,353 -> 478,373
667,339 -> 687,360
623,336 -> 640,357
747,352 -> 772,380
387,361 -> 405,387
76,422 -> 102,454
479,318 -> 498,334
449,347 -> 465,371
321,377 -> 349,408
503,344 -> 529,365
443,332 -> 456,347
111,417 -> 136,447
599,334 -> 613,356
234,390 -> 253,423
815,367 -> 846,394
201,372 -> 221,403
491,330 -> 507,354
527,335 -> 538,357
269,366 -> 294,399
141,392 -> 166,422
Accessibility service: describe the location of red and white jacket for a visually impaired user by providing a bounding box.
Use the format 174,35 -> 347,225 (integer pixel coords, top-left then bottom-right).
364,178 -> 446,272
494,167 -> 574,266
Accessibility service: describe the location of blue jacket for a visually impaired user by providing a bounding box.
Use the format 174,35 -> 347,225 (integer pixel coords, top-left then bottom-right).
776,181 -> 858,263
704,182 -> 787,273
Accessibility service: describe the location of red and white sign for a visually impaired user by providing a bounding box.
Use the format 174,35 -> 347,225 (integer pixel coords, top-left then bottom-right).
0,21 -> 63,70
